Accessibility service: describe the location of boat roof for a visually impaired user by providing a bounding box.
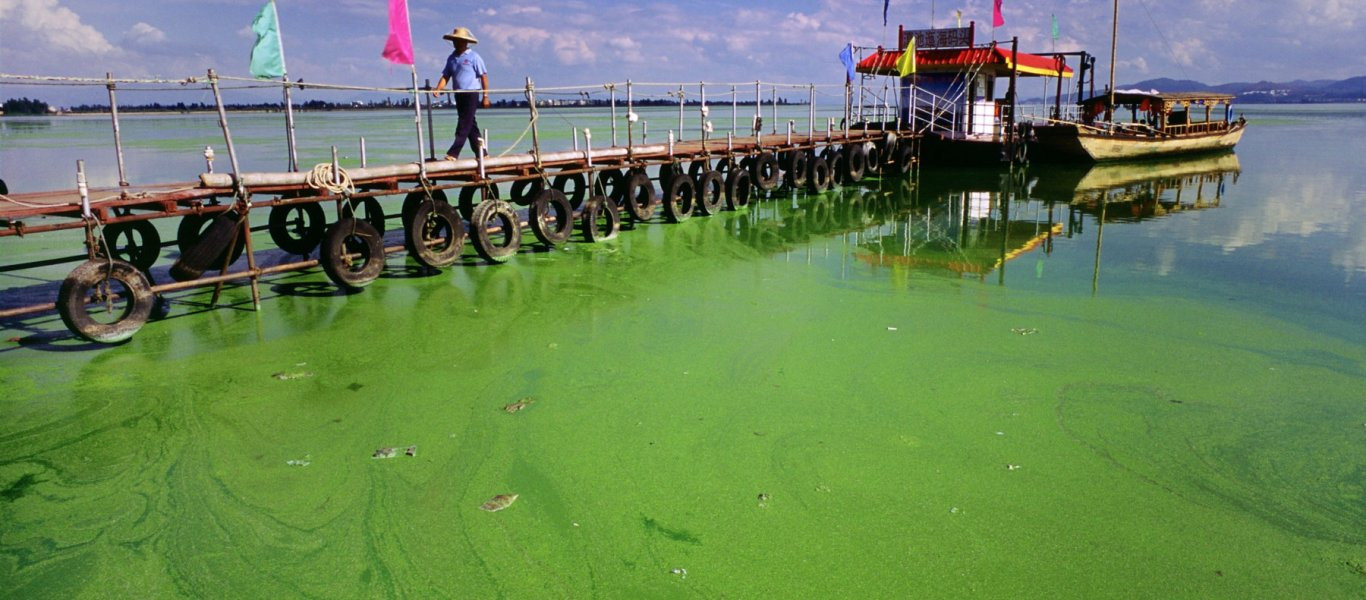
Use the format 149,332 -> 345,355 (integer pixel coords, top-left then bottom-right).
856,45 -> 1074,78
1083,90 -> 1235,108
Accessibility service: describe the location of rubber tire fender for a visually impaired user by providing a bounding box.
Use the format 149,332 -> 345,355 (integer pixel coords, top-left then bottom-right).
102,220 -> 162,271
343,196 -> 387,237
530,188 -> 574,246
171,209 -> 245,282
687,159 -> 711,181
406,199 -> 465,268
784,150 -> 809,188
551,170 -> 587,210
580,194 -> 620,242
694,170 -> 725,216
806,156 -> 832,193
621,169 -> 658,222
844,143 -> 867,182
892,142 -> 915,173
863,142 -> 882,175
469,200 -> 522,263
321,217 -> 386,290
268,202 -> 326,255
510,177 -> 544,207
404,189 -> 449,231
57,258 -> 154,344
662,172 -> 696,222
725,168 -> 752,210
750,151 -> 780,191
591,168 -> 626,203
457,184 -> 497,222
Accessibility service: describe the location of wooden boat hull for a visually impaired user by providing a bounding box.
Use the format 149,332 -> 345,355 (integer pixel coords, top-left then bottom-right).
1032,121 -> 1245,162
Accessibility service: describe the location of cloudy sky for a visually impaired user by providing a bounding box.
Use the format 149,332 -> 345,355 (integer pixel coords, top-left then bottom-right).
2,0 -> 1364,105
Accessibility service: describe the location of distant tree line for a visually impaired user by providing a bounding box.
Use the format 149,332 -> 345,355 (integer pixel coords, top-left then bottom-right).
2,98 -> 51,115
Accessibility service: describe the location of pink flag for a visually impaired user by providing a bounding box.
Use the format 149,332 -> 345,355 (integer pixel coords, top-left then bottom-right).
381,0 -> 413,65
993,0 -> 1005,27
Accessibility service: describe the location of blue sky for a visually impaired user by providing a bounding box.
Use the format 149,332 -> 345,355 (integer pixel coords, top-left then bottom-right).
2,0 -> 1364,106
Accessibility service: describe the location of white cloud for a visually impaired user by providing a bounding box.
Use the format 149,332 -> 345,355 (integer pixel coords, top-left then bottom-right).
124,22 -> 167,45
553,36 -> 595,66
0,0 -> 115,55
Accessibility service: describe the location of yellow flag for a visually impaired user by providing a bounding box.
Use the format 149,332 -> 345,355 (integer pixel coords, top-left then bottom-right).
896,36 -> 916,77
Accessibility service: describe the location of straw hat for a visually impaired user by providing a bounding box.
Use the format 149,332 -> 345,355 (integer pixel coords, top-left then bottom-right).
443,27 -> 478,44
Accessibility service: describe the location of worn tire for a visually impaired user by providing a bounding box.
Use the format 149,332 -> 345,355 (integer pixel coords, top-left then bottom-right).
457,184 -> 498,222
863,142 -> 882,175
580,195 -> 620,242
891,142 -> 915,173
321,217 -> 385,290
102,220 -> 161,271
807,156 -> 832,193
785,150 -> 809,188
171,210 -> 245,282
687,159 -> 711,181
694,170 -> 725,216
662,173 -> 696,222
343,196 -> 387,237
750,151 -> 780,191
592,168 -> 626,203
510,177 -> 544,206
530,188 -> 574,247
725,168 -> 752,209
621,170 -> 658,222
823,146 -> 846,186
268,202 -> 326,255
57,259 -> 154,344
405,199 -> 465,268
403,189 -> 448,231
469,200 -> 521,263
551,170 -> 587,210
844,143 -> 867,182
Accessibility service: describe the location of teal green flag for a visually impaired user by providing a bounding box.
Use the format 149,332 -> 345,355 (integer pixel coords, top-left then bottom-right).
1051,14 -> 1060,40
249,1 -> 286,79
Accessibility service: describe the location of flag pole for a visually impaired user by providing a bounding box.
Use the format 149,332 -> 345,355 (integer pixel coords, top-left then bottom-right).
271,0 -> 298,172
411,65 -> 426,179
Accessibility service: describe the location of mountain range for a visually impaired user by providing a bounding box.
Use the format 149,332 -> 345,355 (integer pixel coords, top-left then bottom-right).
1120,76 -> 1366,103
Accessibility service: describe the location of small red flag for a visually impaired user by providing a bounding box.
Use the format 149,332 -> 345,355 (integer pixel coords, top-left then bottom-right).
382,0 -> 414,65
993,0 -> 1005,27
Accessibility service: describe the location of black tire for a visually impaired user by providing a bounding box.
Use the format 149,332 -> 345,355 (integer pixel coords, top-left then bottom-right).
863,142 -> 882,176
458,184 -> 498,222
57,259 -> 154,344
622,170 -> 658,222
823,146 -> 847,186
403,189 -> 448,231
343,196 -> 387,236
268,202 -> 326,255
592,168 -> 625,203
530,188 -> 574,246
405,199 -> 465,268
510,177 -> 544,206
845,143 -> 867,182
658,162 -> 684,192
580,194 -> 620,242
321,217 -> 385,290
891,142 -> 915,173
725,168 -> 752,210
551,170 -> 587,210
750,151 -> 780,191
807,156 -> 832,193
170,210 -> 245,282
662,173 -> 696,222
469,200 -> 521,263
102,220 -> 161,271
785,150 -> 809,188
694,170 -> 724,216
687,159 -> 711,181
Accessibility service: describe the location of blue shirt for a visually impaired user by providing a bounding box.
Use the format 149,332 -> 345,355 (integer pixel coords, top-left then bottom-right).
442,49 -> 487,91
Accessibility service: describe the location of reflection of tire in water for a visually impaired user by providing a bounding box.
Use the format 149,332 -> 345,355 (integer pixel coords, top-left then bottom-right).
844,192 -> 871,229
806,198 -> 832,234
782,209 -> 807,241
58,259 -> 154,343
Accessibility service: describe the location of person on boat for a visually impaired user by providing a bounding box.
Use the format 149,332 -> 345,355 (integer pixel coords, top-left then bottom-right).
431,26 -> 490,160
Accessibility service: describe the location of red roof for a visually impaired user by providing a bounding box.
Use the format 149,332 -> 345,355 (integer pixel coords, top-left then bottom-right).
857,45 -> 1073,78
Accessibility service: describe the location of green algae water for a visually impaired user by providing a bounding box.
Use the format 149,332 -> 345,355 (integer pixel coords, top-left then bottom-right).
2,105 -> 1364,597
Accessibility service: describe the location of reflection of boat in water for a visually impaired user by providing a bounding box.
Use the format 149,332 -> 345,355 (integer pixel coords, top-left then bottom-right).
1032,152 -> 1240,222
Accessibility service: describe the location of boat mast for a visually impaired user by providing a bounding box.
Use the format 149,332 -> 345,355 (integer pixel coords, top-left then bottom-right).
1106,0 -> 1118,122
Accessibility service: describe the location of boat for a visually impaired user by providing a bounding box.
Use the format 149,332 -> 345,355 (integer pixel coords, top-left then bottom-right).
1028,1 -> 1246,162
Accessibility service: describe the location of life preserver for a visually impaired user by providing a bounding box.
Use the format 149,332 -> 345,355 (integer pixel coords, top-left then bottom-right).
102,220 -> 162,271
622,169 -> 658,222
320,217 -> 385,290
694,169 -> 725,216
171,209 -> 245,282
57,258 -> 154,344
725,167 -> 752,209
662,172 -> 696,222
405,198 -> 465,268
785,150 -> 809,188
551,169 -> 587,210
468,200 -> 521,263
529,188 -> 573,246
806,156 -> 832,193
579,195 -> 620,242
750,151 -> 780,191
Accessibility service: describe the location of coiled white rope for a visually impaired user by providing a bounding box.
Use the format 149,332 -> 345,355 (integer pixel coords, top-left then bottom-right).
304,163 -> 354,194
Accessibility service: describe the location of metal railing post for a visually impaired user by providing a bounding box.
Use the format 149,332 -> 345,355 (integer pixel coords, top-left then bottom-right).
105,73 -> 129,187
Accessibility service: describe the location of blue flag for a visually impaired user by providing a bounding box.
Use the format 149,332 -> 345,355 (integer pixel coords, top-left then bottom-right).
883,0 -> 890,26
839,43 -> 856,82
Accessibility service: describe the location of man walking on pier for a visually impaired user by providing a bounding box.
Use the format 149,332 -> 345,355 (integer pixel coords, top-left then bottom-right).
432,26 -> 490,160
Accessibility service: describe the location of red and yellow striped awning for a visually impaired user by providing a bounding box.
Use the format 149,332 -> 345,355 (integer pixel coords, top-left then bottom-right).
857,45 -> 1073,78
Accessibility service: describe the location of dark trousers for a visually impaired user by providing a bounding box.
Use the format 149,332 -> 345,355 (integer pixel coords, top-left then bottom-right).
446,93 -> 482,158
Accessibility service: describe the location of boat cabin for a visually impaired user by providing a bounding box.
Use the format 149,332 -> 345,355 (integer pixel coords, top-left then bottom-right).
1080,91 -> 1239,137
